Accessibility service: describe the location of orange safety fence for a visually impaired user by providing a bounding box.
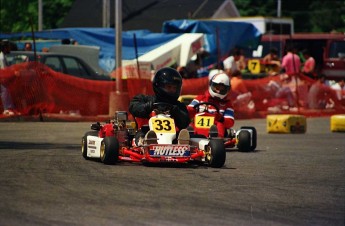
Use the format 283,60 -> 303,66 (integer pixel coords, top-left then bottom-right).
236,74 -> 345,118
1,62 -> 344,120
1,62 -> 115,116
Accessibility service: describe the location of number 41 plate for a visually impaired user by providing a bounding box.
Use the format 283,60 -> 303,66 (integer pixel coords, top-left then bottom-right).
195,115 -> 215,129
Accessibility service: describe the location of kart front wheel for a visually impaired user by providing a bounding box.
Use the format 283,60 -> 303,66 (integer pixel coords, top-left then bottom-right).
206,139 -> 226,168
100,137 -> 119,165
82,131 -> 98,159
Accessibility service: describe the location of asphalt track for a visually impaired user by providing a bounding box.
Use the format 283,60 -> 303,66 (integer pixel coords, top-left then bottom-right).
0,117 -> 344,226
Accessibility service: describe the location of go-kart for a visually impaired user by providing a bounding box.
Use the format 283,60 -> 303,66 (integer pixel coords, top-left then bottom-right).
81,102 -> 227,168
190,102 -> 257,152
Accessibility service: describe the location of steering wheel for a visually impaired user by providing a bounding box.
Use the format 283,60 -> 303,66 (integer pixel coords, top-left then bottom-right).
193,102 -> 220,113
152,102 -> 174,114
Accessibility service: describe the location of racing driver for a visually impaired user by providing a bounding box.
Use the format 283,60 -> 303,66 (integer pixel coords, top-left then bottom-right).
129,67 -> 190,146
187,72 -> 235,137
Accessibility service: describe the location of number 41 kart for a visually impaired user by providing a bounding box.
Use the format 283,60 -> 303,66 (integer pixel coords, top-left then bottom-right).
190,102 -> 257,152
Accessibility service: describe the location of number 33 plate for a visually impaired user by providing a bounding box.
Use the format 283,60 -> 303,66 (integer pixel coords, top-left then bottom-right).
151,118 -> 176,133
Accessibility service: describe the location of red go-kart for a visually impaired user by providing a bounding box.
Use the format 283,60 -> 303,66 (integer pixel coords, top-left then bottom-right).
189,102 -> 257,152
82,103 -> 227,167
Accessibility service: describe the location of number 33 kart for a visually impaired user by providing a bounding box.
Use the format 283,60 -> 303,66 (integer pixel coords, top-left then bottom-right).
82,103 -> 228,168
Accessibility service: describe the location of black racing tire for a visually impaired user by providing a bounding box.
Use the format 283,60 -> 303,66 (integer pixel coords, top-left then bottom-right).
207,139 -> 226,168
100,137 -> 119,165
237,130 -> 255,152
82,131 -> 98,159
240,126 -> 257,151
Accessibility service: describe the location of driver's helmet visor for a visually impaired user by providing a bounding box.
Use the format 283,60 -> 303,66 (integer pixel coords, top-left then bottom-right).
211,82 -> 229,95
163,83 -> 178,94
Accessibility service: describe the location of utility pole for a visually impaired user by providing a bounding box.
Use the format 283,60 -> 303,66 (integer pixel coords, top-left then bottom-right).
277,0 -> 282,18
115,0 -> 122,93
38,0 -> 43,31
109,0 -> 127,117
102,0 -> 110,27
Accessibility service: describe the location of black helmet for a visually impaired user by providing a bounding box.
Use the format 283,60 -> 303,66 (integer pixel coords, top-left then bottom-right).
153,67 -> 182,102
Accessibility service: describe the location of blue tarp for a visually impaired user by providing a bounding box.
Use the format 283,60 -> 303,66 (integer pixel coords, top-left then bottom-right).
162,20 -> 262,64
1,21 -> 261,72
0,28 -> 179,72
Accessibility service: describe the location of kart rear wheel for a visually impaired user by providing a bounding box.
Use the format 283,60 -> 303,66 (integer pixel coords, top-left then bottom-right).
100,137 -> 119,165
237,129 -> 255,152
82,131 -> 98,159
241,126 -> 257,151
206,139 -> 226,168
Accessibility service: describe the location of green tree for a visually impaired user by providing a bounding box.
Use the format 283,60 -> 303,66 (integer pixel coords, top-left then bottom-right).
309,1 -> 345,32
1,0 -> 344,33
0,0 -> 74,33
234,0 -> 277,17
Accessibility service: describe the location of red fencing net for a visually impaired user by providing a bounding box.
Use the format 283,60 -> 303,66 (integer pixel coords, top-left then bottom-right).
1,62 -> 344,120
1,62 -> 115,117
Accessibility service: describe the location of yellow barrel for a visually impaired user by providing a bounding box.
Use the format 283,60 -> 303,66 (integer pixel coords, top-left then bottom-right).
330,115 -> 345,132
267,114 -> 306,133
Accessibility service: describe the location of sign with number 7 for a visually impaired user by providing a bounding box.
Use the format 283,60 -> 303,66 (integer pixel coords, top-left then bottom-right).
248,59 -> 261,74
